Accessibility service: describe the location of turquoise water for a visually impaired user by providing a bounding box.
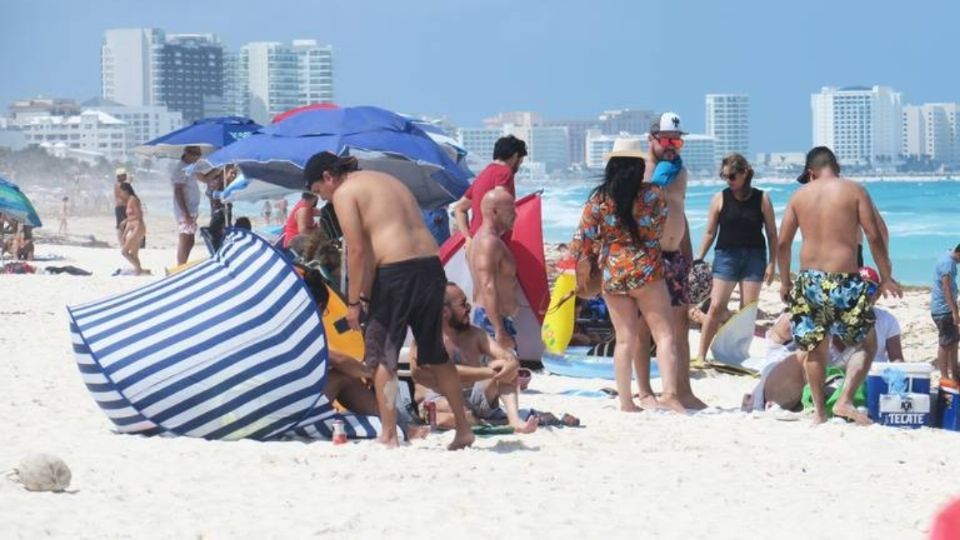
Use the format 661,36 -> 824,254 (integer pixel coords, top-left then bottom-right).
524,179 -> 960,287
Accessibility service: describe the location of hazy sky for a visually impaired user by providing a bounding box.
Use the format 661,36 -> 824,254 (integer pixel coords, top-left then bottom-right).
2,0 -> 955,151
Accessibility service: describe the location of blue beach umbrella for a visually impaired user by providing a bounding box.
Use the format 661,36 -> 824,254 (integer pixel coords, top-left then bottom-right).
204,106 -> 472,209
133,116 -> 262,157
0,176 -> 42,227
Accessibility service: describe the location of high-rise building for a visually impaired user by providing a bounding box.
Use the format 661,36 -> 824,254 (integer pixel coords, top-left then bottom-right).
81,97 -> 183,148
680,134 -> 718,175
902,103 -> 960,164
706,94 -> 749,160
101,28 -> 165,108
217,51 -> 249,118
811,86 -> 903,166
101,29 -> 224,123
584,129 -> 619,169
292,40 -> 334,106
158,34 -> 224,123
240,41 -> 335,124
545,119 -> 600,167
598,109 -> 657,136
457,127 -> 502,166
526,126 -> 569,172
7,98 -> 81,125
483,111 -> 542,129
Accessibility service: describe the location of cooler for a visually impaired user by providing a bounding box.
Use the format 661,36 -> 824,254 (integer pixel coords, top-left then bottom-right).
938,380 -> 960,431
866,362 -> 933,428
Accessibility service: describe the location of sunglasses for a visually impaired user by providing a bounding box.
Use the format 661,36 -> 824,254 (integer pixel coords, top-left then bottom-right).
655,136 -> 684,149
721,171 -> 741,181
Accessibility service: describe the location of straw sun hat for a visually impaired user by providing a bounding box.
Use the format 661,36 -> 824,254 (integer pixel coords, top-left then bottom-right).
604,137 -> 646,161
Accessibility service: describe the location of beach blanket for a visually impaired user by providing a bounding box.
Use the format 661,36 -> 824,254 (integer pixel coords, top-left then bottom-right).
67,229 -> 385,442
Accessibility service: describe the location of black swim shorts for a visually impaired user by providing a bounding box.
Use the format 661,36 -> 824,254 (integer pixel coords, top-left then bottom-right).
364,256 -> 449,372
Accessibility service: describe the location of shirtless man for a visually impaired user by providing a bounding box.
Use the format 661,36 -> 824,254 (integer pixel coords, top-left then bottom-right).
778,146 -> 902,425
305,151 -> 473,450
466,188 -> 519,352
412,282 -> 537,433
637,112 -> 706,410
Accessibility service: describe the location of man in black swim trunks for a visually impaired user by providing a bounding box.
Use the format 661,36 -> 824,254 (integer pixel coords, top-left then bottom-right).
305,151 -> 474,450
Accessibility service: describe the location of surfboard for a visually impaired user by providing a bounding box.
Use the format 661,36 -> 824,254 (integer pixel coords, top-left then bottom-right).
321,283 -> 365,361
542,346 -> 661,380
437,192 -> 549,362
542,273 -> 576,354
708,301 -> 767,374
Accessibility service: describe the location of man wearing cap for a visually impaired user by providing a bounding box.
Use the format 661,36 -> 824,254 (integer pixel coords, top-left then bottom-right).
171,146 -> 203,265
638,112 -> 706,410
304,151 -> 474,450
778,146 -> 902,425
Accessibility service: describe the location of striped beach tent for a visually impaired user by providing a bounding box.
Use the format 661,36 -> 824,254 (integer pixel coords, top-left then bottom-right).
68,228 -> 384,441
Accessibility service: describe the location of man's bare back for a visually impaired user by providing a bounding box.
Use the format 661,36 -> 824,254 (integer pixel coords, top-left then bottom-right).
786,177 -> 871,274
467,230 -> 519,317
332,170 -> 438,266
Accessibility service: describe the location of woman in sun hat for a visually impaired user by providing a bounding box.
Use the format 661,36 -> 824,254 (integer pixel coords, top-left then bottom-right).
694,153 -> 778,366
569,137 -> 685,413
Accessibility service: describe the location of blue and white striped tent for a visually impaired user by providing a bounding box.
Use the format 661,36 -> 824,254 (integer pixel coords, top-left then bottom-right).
67,229 -> 387,441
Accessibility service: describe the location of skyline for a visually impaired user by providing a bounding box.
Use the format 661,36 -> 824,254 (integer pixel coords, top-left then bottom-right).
3,0 -> 957,152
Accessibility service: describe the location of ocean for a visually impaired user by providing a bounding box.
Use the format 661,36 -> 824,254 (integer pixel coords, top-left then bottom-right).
522,178 -> 960,287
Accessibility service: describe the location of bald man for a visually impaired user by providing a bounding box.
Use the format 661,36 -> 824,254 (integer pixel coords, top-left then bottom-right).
467,188 -> 520,352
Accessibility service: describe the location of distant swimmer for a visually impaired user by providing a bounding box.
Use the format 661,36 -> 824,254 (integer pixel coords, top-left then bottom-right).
778,146 -> 902,425
305,151 -> 473,450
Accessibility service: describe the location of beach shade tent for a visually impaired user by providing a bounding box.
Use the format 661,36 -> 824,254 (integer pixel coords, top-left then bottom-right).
66,228 -> 390,441
271,102 -> 339,124
436,192 -> 549,363
0,176 -> 42,262
202,106 -> 472,210
133,116 -> 262,157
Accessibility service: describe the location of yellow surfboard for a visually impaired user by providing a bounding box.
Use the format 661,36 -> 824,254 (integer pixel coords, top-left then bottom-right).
165,258 -> 207,276
541,273 -> 576,354
322,284 -> 365,361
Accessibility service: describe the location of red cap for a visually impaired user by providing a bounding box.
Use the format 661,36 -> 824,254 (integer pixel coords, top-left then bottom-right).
931,498 -> 960,540
859,266 -> 880,285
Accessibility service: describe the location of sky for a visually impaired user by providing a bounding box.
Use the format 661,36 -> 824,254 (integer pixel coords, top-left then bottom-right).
2,0 -> 956,152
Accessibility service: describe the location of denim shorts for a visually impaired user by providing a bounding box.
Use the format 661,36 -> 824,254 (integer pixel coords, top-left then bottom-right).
712,248 -> 766,282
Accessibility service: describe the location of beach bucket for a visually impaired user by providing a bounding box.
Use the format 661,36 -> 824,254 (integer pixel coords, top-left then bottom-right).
866,362 -> 932,428
937,379 -> 960,431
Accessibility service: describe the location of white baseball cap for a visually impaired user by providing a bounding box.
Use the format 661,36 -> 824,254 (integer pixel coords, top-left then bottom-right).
115,167 -> 127,176
651,112 -> 686,135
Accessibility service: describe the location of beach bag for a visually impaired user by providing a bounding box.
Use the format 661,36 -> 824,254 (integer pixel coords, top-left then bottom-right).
575,255 -> 602,298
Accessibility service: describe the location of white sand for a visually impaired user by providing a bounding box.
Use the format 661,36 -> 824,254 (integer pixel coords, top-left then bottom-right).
2,229 -> 959,538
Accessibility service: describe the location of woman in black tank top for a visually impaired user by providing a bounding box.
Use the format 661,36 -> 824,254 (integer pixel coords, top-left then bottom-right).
694,154 -> 779,365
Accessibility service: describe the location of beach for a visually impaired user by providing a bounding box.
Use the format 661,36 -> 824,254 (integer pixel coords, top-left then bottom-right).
1,226 -> 957,539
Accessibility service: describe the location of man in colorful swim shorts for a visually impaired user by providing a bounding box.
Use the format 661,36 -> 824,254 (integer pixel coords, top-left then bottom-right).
778,146 -> 902,425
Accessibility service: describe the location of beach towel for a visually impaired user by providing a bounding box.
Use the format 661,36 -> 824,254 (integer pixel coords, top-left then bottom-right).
67,229 -> 386,442
650,157 -> 683,187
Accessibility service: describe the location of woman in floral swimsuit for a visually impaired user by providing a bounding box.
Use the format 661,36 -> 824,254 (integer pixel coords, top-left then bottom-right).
569,139 -> 685,413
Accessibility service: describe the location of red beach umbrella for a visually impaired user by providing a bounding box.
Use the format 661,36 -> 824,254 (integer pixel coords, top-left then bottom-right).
271,102 -> 339,124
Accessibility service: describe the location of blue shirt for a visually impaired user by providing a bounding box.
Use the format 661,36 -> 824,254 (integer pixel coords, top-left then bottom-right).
931,251 -> 958,315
